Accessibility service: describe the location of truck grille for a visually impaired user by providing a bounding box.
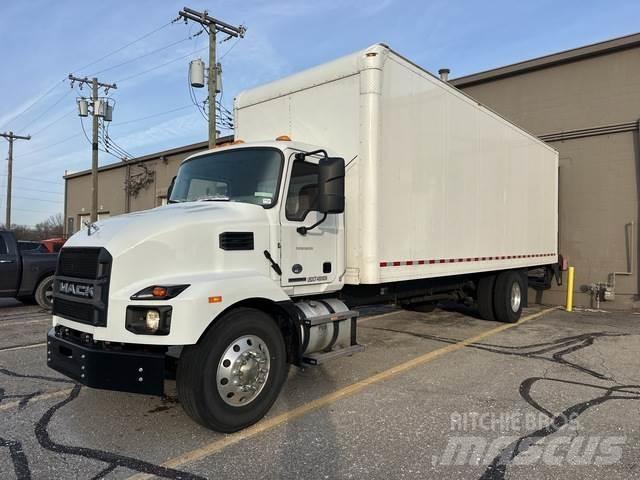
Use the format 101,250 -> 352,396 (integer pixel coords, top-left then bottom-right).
53,298 -> 97,325
58,247 -> 103,279
53,247 -> 112,327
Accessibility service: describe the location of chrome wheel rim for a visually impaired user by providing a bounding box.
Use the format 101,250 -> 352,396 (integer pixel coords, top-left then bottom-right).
217,335 -> 270,407
510,282 -> 522,312
44,282 -> 54,307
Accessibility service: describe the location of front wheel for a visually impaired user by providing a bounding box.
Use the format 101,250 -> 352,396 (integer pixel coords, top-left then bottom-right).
177,308 -> 288,432
34,275 -> 55,311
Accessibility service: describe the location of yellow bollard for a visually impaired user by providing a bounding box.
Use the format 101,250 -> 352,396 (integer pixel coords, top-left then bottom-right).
566,266 -> 575,312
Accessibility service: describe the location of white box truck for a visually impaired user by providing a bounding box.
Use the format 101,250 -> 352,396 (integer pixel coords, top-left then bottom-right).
48,44 -> 561,432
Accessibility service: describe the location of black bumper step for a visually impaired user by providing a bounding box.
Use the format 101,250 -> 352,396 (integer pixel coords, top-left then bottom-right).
47,328 -> 165,396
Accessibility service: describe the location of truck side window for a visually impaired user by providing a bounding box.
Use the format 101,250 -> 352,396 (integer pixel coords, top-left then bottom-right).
0,236 -> 7,255
286,161 -> 319,221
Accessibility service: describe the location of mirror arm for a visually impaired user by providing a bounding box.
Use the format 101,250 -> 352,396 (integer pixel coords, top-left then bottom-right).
294,149 -> 328,161
296,213 -> 328,235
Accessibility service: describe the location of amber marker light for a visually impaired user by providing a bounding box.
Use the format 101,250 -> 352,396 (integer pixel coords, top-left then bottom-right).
208,296 -> 223,303
152,286 -> 168,298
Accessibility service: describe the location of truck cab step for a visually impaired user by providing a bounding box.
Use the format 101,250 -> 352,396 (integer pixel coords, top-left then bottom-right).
303,309 -> 359,326
302,344 -> 365,366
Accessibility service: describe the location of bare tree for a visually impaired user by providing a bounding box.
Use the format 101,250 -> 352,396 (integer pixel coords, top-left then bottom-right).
10,213 -> 64,241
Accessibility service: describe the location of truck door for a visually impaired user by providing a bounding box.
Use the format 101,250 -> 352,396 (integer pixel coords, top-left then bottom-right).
0,235 -> 19,295
280,157 -> 338,288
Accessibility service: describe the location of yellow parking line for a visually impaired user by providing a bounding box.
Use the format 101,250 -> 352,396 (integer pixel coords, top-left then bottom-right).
0,388 -> 74,412
0,342 -> 46,353
0,318 -> 51,328
357,309 -> 403,323
129,306 -> 558,479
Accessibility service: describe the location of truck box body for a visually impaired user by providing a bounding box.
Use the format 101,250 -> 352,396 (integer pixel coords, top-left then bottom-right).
235,44 -> 559,286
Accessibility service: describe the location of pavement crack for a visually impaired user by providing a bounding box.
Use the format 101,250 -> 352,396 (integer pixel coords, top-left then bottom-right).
35,385 -> 207,480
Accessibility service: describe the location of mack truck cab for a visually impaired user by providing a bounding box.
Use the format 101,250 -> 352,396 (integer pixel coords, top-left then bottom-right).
49,141 -> 358,432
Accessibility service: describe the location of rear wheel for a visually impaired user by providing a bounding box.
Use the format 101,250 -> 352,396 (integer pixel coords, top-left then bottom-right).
34,275 -> 55,311
177,308 -> 288,432
476,274 -> 496,321
493,270 -> 524,323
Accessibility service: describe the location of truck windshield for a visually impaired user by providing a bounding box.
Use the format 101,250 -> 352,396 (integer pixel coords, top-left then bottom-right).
169,148 -> 283,207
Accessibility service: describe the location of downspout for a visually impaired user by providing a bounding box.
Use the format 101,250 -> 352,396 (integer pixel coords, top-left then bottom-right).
600,119 -> 640,304
608,221 -> 634,294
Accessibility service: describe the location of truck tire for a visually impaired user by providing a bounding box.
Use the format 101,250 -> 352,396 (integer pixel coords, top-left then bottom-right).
177,307 -> 288,432
493,270 -> 524,323
476,274 -> 496,321
34,275 -> 55,311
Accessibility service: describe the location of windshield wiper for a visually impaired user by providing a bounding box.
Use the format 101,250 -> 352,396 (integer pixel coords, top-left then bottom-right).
197,195 -> 230,202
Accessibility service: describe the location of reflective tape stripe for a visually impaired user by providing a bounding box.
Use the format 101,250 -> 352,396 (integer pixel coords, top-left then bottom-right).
379,253 -> 556,267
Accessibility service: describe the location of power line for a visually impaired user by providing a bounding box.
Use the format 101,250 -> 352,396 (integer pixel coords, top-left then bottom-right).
73,19 -> 179,73
116,46 -> 208,83
100,122 -> 134,160
109,104 -> 193,127
14,88 -> 74,133
15,176 -> 63,186
91,32 -> 202,77
219,37 -> 241,61
11,195 -> 63,204
0,79 -> 66,131
9,207 -> 61,214
189,71 -> 209,122
13,134 -> 80,158
0,174 -> 64,187
30,107 -> 76,136
17,103 -> 197,170
0,19 -> 179,134
11,186 -> 63,195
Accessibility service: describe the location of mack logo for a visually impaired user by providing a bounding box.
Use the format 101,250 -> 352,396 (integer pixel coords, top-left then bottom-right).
59,281 -> 94,299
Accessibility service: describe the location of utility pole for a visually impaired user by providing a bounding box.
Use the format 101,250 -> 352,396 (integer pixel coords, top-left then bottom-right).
68,75 -> 117,222
178,7 -> 245,149
1,131 -> 31,229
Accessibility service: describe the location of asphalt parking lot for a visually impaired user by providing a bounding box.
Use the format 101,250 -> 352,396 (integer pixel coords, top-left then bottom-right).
0,300 -> 638,480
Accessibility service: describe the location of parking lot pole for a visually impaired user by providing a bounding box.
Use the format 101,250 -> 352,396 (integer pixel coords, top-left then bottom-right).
566,266 -> 575,311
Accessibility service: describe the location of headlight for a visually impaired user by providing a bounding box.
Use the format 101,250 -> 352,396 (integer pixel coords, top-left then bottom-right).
130,285 -> 189,300
126,307 -> 172,335
145,310 -> 161,331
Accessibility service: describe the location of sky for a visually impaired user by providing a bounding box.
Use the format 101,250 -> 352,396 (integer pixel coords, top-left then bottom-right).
0,0 -> 639,226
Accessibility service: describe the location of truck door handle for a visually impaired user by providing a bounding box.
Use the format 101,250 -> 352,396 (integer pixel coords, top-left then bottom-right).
0,259 -> 15,264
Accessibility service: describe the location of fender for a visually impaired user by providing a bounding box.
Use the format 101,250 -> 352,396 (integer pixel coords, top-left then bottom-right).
54,270 -> 292,346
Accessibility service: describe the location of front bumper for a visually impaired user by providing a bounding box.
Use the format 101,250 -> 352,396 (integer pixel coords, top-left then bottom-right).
47,328 -> 165,395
